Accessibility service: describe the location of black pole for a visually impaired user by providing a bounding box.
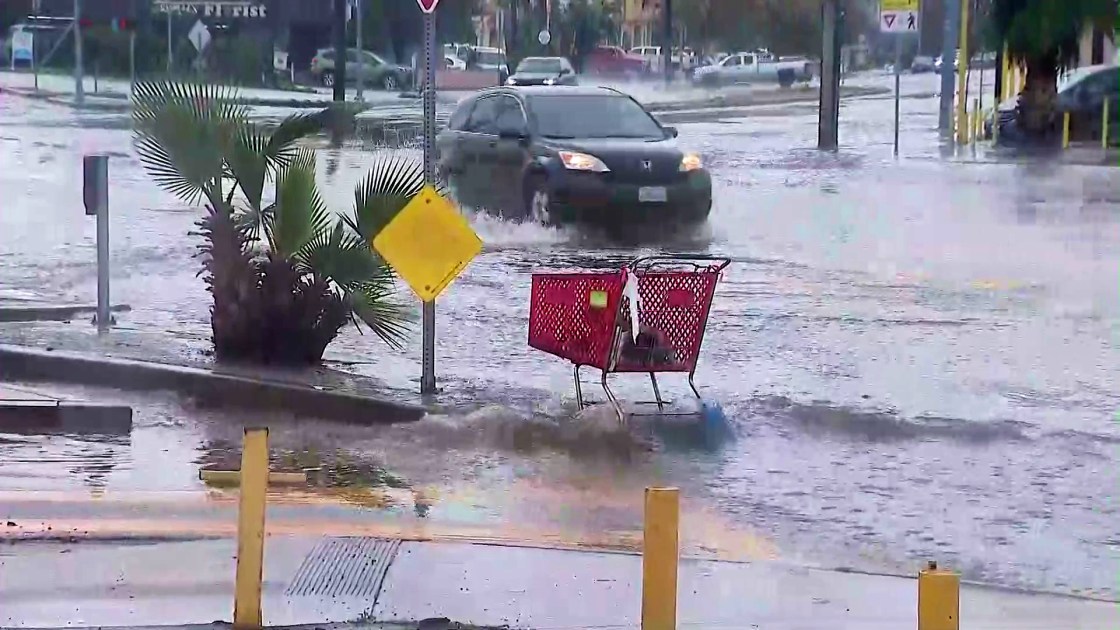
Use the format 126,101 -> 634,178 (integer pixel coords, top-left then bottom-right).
818,0 -> 841,149
994,46 -> 1004,104
332,0 -> 347,102
662,0 -> 672,84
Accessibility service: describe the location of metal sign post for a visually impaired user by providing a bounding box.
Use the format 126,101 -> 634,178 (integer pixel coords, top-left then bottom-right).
73,0 -> 84,107
894,36 -> 902,155
420,0 -> 439,395
83,155 -> 111,334
881,0 -> 920,155
355,0 -> 365,102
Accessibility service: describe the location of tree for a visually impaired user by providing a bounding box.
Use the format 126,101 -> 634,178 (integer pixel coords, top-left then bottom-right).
989,0 -> 1118,140
131,82 -> 413,366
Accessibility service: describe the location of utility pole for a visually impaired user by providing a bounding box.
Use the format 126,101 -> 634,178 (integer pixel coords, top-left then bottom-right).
818,0 -> 841,150
332,0 -> 348,102
356,0 -> 364,102
938,0 -> 960,136
662,0 -> 673,84
73,0 -> 84,107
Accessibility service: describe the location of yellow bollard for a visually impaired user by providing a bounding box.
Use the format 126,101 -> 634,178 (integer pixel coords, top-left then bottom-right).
1103,100 -> 1110,149
1062,111 -> 1071,149
641,487 -> 680,630
918,561 -> 960,630
1008,42 -> 1016,100
233,427 -> 269,630
954,0 -> 971,145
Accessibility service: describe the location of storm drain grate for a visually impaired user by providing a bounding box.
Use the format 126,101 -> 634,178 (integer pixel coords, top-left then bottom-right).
285,537 -> 402,599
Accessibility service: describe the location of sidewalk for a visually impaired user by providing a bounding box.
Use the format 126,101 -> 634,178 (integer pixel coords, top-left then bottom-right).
0,382 -> 132,434
0,535 -> 1114,629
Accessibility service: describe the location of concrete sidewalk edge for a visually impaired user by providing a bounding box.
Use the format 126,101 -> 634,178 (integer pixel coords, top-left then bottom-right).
0,344 -> 425,424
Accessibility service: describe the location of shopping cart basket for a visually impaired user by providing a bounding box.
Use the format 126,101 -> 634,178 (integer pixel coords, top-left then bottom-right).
528,255 -> 730,422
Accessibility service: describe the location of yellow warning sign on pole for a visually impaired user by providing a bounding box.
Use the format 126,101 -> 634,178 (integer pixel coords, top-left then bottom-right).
372,185 -> 482,303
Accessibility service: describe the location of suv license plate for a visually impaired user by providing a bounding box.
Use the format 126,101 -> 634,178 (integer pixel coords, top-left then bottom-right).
638,186 -> 667,203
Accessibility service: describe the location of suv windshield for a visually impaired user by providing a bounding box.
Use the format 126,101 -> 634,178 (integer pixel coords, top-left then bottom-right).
529,94 -> 665,139
519,58 -> 562,73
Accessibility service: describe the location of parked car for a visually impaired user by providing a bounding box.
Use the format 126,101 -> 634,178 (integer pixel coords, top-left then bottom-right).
506,57 -> 578,87
584,45 -> 649,77
629,45 -> 695,74
468,46 -> 511,82
310,48 -> 411,90
986,63 -> 1119,144
692,51 -> 815,87
445,55 -> 467,71
436,86 -> 711,229
911,55 -> 936,73
934,51 -> 960,73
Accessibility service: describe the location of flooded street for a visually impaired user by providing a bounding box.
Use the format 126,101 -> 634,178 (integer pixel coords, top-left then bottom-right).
1,72 -> 1118,600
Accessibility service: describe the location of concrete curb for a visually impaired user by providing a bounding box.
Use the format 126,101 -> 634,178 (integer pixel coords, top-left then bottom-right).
0,303 -> 131,323
0,344 -> 425,424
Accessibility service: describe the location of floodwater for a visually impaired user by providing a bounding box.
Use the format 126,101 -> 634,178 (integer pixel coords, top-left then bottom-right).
1,71 -> 1118,600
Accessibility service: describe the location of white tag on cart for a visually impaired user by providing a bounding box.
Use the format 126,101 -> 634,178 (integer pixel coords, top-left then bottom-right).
622,269 -> 641,342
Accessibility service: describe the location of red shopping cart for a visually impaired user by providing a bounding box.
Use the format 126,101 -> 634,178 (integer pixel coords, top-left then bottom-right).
528,255 -> 731,423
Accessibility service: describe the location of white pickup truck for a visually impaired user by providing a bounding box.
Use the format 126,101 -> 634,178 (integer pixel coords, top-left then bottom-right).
691,51 -> 816,88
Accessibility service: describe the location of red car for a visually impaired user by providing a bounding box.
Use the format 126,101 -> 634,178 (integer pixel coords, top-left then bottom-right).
583,46 -> 649,77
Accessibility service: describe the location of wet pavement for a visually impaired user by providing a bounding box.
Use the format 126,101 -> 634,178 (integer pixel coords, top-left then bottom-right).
1,69 -> 1118,602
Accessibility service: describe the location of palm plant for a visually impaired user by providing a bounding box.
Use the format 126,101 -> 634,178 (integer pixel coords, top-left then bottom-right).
989,0 -> 1117,139
132,81 -> 416,365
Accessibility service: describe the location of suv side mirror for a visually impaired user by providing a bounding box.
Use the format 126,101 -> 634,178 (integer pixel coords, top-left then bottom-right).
560,68 -> 572,75
663,126 -> 679,138
498,127 -> 529,143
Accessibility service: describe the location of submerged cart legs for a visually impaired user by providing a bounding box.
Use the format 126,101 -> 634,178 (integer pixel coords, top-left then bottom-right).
600,371 -> 626,424
688,372 -> 702,400
573,364 -> 585,409
648,373 -> 665,411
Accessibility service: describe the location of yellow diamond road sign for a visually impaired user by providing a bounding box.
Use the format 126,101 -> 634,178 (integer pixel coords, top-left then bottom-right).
372,185 -> 483,303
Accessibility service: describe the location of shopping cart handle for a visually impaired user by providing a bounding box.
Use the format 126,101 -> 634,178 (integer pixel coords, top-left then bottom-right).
627,254 -> 732,273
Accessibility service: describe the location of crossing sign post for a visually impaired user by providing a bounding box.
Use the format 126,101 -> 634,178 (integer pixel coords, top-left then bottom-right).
418,0 -> 440,395
881,0 -> 920,156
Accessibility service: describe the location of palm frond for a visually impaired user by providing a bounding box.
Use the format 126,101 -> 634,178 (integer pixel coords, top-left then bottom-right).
226,121 -> 270,213
348,281 -> 412,349
993,0 -> 1117,67
295,222 -> 410,349
131,81 -> 247,206
349,155 -> 426,243
263,110 -> 331,173
266,148 -> 332,258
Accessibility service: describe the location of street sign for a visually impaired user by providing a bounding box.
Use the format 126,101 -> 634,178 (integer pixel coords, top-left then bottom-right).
881,0 -> 919,33
10,30 -> 33,66
187,20 -> 211,52
373,185 -> 482,304
416,0 -> 439,13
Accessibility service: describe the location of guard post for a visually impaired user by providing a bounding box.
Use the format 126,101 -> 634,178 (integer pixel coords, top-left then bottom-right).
82,155 -> 111,334
233,427 -> 269,630
641,487 -> 680,630
1102,100 -> 1110,149
1062,111 -> 1072,149
917,561 -> 960,630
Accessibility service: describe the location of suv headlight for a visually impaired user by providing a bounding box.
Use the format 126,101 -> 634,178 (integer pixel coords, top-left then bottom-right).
559,150 -> 610,173
680,153 -> 703,172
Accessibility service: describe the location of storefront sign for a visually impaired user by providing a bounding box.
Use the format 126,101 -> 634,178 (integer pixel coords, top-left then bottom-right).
155,2 -> 268,19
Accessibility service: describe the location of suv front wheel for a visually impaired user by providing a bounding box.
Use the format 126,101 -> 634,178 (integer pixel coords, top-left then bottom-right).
320,70 -> 335,87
